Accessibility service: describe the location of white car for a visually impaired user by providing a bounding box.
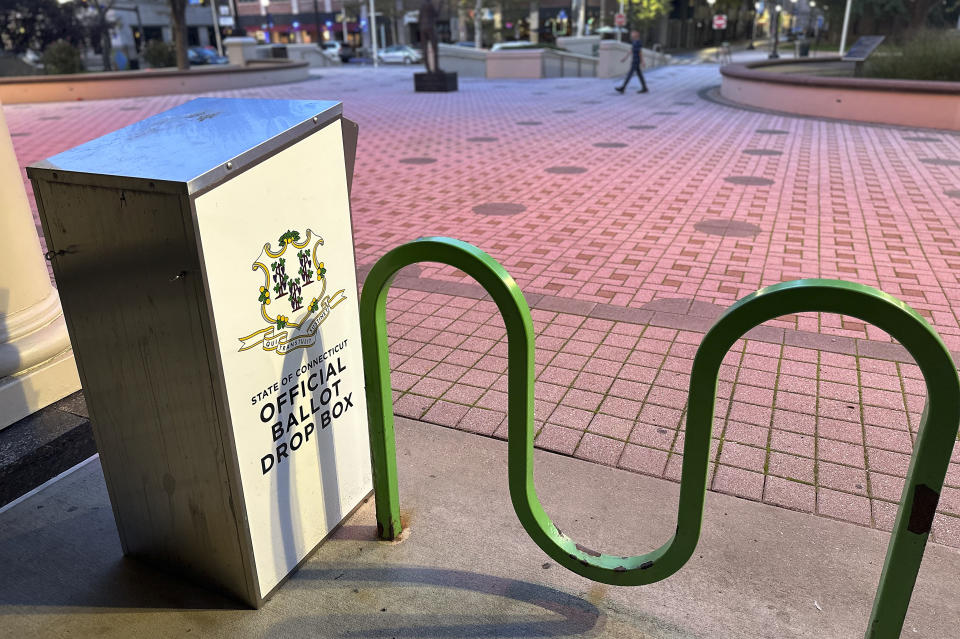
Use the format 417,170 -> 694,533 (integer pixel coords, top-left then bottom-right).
491,41 -> 534,51
377,45 -> 423,64
321,41 -> 354,62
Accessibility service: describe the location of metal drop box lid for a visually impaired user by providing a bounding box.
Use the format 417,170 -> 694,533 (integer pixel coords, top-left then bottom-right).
27,97 -> 343,196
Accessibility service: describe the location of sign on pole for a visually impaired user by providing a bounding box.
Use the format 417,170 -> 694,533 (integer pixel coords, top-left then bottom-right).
713,14 -> 727,30
614,13 -> 626,27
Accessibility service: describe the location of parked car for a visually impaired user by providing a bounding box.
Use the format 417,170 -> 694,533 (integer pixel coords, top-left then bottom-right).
377,45 -> 423,64
188,46 -> 228,65
321,41 -> 355,62
491,41 -> 532,51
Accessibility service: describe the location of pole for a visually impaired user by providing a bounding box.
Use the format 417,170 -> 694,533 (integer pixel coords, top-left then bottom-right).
839,0 -> 852,55
209,0 -> 224,55
369,0 -> 379,66
769,6 -> 779,58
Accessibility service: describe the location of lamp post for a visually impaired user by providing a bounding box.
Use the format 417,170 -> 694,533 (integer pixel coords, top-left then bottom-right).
706,0 -> 716,48
789,0 -> 797,39
768,3 -> 781,58
747,1 -> 759,49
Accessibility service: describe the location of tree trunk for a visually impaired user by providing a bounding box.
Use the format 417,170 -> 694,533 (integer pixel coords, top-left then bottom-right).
170,0 -> 189,71
458,3 -> 469,41
474,0 -> 482,47
528,0 -> 539,42
906,0 -> 937,33
576,0 -> 586,36
100,28 -> 113,71
395,0 -> 406,44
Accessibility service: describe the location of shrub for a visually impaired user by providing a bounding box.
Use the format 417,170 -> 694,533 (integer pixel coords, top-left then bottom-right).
41,40 -> 84,75
142,39 -> 176,68
864,30 -> 960,82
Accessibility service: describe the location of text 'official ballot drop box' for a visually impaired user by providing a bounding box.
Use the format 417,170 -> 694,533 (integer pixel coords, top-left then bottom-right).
27,98 -> 370,607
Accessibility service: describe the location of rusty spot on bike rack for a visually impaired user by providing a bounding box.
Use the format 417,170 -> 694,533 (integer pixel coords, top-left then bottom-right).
907,484 -> 939,534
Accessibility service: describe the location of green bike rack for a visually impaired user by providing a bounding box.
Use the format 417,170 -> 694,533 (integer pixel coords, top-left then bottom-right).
359,237 -> 960,639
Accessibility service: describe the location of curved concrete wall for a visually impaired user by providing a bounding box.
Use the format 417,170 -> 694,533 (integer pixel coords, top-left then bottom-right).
0,61 -> 309,104
720,59 -> 960,131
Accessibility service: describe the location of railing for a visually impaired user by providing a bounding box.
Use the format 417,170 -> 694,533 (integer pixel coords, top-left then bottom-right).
359,237 -> 960,639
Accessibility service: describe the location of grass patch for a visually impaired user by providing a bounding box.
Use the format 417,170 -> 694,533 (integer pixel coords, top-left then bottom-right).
863,30 -> 960,82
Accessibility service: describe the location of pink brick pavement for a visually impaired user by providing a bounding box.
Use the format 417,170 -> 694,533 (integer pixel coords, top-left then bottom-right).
6,62 -> 960,546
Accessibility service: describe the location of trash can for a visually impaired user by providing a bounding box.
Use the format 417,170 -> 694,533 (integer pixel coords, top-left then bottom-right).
269,44 -> 289,59
27,97 -> 368,608
798,41 -> 811,57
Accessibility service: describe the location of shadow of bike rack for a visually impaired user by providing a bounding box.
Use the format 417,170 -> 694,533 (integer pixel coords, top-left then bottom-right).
359,236 -> 960,639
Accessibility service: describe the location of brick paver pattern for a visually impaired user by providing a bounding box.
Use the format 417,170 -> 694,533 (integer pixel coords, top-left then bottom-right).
7,62 -> 960,547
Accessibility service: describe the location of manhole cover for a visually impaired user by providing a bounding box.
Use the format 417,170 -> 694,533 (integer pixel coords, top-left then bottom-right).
920,158 -> 960,166
594,142 -> 627,148
467,137 -> 498,142
553,109 -> 576,113
628,125 -> 656,130
694,219 -> 762,237
516,121 -> 543,126
946,189 -> 960,198
725,176 -> 775,186
742,149 -> 783,156
399,157 -> 437,165
473,202 -> 527,216
10,132 -> 30,137
674,101 -> 694,106
546,166 -> 588,174
756,129 -> 788,135
903,136 -> 940,143
653,111 -> 678,115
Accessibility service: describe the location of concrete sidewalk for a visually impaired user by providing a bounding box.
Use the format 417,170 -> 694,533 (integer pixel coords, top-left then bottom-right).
1,416 -> 957,638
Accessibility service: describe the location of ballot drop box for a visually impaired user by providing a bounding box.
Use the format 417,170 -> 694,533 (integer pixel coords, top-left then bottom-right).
27,98 -> 369,607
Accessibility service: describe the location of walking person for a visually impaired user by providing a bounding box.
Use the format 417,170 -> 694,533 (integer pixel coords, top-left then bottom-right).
615,30 -> 648,94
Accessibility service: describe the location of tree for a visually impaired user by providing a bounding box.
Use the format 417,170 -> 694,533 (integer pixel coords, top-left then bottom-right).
76,1 -> 117,72
169,0 -> 188,70
0,0 -> 84,55
627,0 -> 670,32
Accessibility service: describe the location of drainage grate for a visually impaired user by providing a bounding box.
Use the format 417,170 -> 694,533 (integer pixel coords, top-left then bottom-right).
546,166 -> 588,174
594,142 -> 627,148
467,137 -> 498,142
742,149 -> 783,156
473,202 -> 527,216
725,176 -> 775,186
399,157 -> 437,165
516,121 -> 543,126
628,125 -> 656,130
694,218 -> 762,237
920,158 -> 960,166
756,129 -> 788,135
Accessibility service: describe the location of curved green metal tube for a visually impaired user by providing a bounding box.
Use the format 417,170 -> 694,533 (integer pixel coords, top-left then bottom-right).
693,279 -> 960,639
359,237 -> 686,584
360,239 -> 960,638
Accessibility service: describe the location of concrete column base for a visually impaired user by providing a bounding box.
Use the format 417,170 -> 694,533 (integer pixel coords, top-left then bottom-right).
0,343 -> 80,431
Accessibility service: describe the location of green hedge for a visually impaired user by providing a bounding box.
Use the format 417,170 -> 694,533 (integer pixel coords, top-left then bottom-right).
42,40 -> 84,75
864,31 -> 960,82
142,40 -> 176,68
